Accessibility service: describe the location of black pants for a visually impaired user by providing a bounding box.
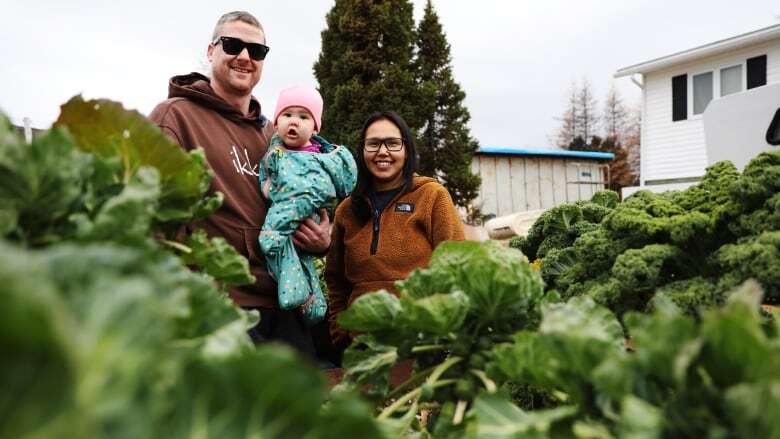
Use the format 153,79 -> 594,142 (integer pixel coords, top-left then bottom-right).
244,307 -> 340,367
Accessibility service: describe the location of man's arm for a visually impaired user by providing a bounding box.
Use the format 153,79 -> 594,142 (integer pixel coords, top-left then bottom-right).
292,208 -> 331,254
149,102 -> 187,148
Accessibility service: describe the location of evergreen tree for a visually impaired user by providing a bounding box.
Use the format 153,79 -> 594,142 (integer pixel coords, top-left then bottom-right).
414,0 -> 480,208
313,0 -> 435,151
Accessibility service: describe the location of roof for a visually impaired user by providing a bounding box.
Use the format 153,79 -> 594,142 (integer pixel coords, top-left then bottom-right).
615,23 -> 780,78
476,146 -> 614,160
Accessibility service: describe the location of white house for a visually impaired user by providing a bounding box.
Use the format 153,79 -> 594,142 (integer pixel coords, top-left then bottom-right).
615,23 -> 780,195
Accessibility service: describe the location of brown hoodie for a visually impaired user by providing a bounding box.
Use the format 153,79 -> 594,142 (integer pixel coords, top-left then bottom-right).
149,72 -> 277,307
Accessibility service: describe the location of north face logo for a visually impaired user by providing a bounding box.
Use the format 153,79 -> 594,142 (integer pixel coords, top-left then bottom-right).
395,202 -> 414,213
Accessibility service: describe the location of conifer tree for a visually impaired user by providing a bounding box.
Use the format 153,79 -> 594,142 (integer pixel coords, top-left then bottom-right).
415,0 -> 481,208
313,0 -> 435,151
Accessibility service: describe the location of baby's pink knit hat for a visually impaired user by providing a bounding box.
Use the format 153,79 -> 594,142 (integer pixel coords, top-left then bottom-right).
273,85 -> 323,131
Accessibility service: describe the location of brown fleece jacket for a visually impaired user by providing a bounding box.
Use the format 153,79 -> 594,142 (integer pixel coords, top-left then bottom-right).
324,176 -> 465,345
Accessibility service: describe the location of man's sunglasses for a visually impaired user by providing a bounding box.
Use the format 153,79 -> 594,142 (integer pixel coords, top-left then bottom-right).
213,36 -> 270,61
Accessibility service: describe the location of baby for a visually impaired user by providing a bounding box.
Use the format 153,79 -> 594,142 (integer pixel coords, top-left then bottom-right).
258,85 -> 357,326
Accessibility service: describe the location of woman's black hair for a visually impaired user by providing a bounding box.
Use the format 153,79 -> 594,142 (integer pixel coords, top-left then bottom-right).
351,111 -> 418,223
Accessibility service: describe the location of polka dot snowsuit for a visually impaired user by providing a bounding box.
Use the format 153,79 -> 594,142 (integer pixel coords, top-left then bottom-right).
258,134 -> 357,326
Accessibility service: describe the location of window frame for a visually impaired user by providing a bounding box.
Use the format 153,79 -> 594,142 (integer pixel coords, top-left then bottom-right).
719,63 -> 745,97
689,70 -> 715,118
686,60 -> 748,119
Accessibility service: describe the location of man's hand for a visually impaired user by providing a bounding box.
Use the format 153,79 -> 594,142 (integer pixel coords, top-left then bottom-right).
293,208 -> 331,254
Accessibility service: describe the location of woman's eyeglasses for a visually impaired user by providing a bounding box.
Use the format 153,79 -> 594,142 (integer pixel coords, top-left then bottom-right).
364,137 -> 404,152
213,36 -> 270,61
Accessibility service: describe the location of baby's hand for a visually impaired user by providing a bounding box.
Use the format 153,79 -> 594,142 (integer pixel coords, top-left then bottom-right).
261,178 -> 272,200
299,293 -> 317,315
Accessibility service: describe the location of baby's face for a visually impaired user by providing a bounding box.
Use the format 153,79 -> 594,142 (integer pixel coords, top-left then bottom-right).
276,106 -> 317,148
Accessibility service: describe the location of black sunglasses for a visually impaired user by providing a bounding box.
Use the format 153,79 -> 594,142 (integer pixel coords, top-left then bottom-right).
213,36 -> 269,61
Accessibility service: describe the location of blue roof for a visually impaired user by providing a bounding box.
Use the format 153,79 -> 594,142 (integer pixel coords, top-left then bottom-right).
477,146 -> 614,160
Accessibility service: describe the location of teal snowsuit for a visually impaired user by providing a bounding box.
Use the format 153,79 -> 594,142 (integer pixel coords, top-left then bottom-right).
258,134 -> 357,326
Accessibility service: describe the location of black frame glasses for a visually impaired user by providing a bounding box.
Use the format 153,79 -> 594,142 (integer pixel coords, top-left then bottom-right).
364,137 -> 405,152
213,36 -> 270,61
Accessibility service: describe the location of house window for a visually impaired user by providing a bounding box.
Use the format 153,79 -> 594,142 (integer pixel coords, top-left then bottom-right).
747,55 -> 767,89
693,72 -> 713,115
672,74 -> 688,121
720,64 -> 742,96
673,54 -> 766,121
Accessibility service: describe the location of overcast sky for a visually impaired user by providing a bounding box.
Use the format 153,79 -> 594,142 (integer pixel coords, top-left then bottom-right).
2,1 -> 778,148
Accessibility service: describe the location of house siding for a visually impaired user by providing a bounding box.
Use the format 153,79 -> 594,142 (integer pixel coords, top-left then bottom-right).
641,37 -> 780,183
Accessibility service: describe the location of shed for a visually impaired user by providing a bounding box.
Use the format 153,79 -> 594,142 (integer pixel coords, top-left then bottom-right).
470,147 -> 614,217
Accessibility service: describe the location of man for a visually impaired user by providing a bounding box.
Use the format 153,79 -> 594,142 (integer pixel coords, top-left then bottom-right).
149,11 -> 330,357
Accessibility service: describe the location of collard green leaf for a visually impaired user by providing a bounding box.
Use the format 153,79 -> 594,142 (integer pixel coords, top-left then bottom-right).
0,242 -> 81,438
0,237 -> 381,438
339,335 -> 398,397
593,308 -> 698,401
539,296 -> 623,346
698,282 -> 778,387
398,290 -> 470,335
76,166 -> 161,243
54,96 -> 219,222
339,290 -> 402,332
491,331 -> 562,388
466,393 -> 576,439
160,345 -> 329,439
178,229 -> 255,287
0,126 -> 92,244
395,266 -> 455,299
169,267 -> 255,342
723,380 -> 780,439
615,395 -> 663,439
492,298 -> 625,407
319,395 -> 384,439
427,241 -> 545,327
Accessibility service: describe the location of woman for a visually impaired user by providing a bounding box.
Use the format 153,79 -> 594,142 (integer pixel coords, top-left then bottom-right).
324,111 -> 465,351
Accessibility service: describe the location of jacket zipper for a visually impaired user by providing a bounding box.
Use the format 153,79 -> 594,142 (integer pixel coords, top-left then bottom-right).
368,186 -> 408,256
370,209 -> 380,255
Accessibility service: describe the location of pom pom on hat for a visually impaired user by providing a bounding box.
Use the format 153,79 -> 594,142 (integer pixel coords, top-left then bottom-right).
273,85 -> 323,131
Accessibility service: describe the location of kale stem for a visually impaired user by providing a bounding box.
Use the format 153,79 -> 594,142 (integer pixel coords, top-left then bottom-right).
380,357 -> 462,418
453,399 -> 468,425
411,344 -> 445,353
470,369 -> 497,393
378,357 -> 463,419
426,356 -> 462,385
387,365 -> 437,400
378,388 -> 422,419
378,379 -> 457,419
160,239 -> 192,254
